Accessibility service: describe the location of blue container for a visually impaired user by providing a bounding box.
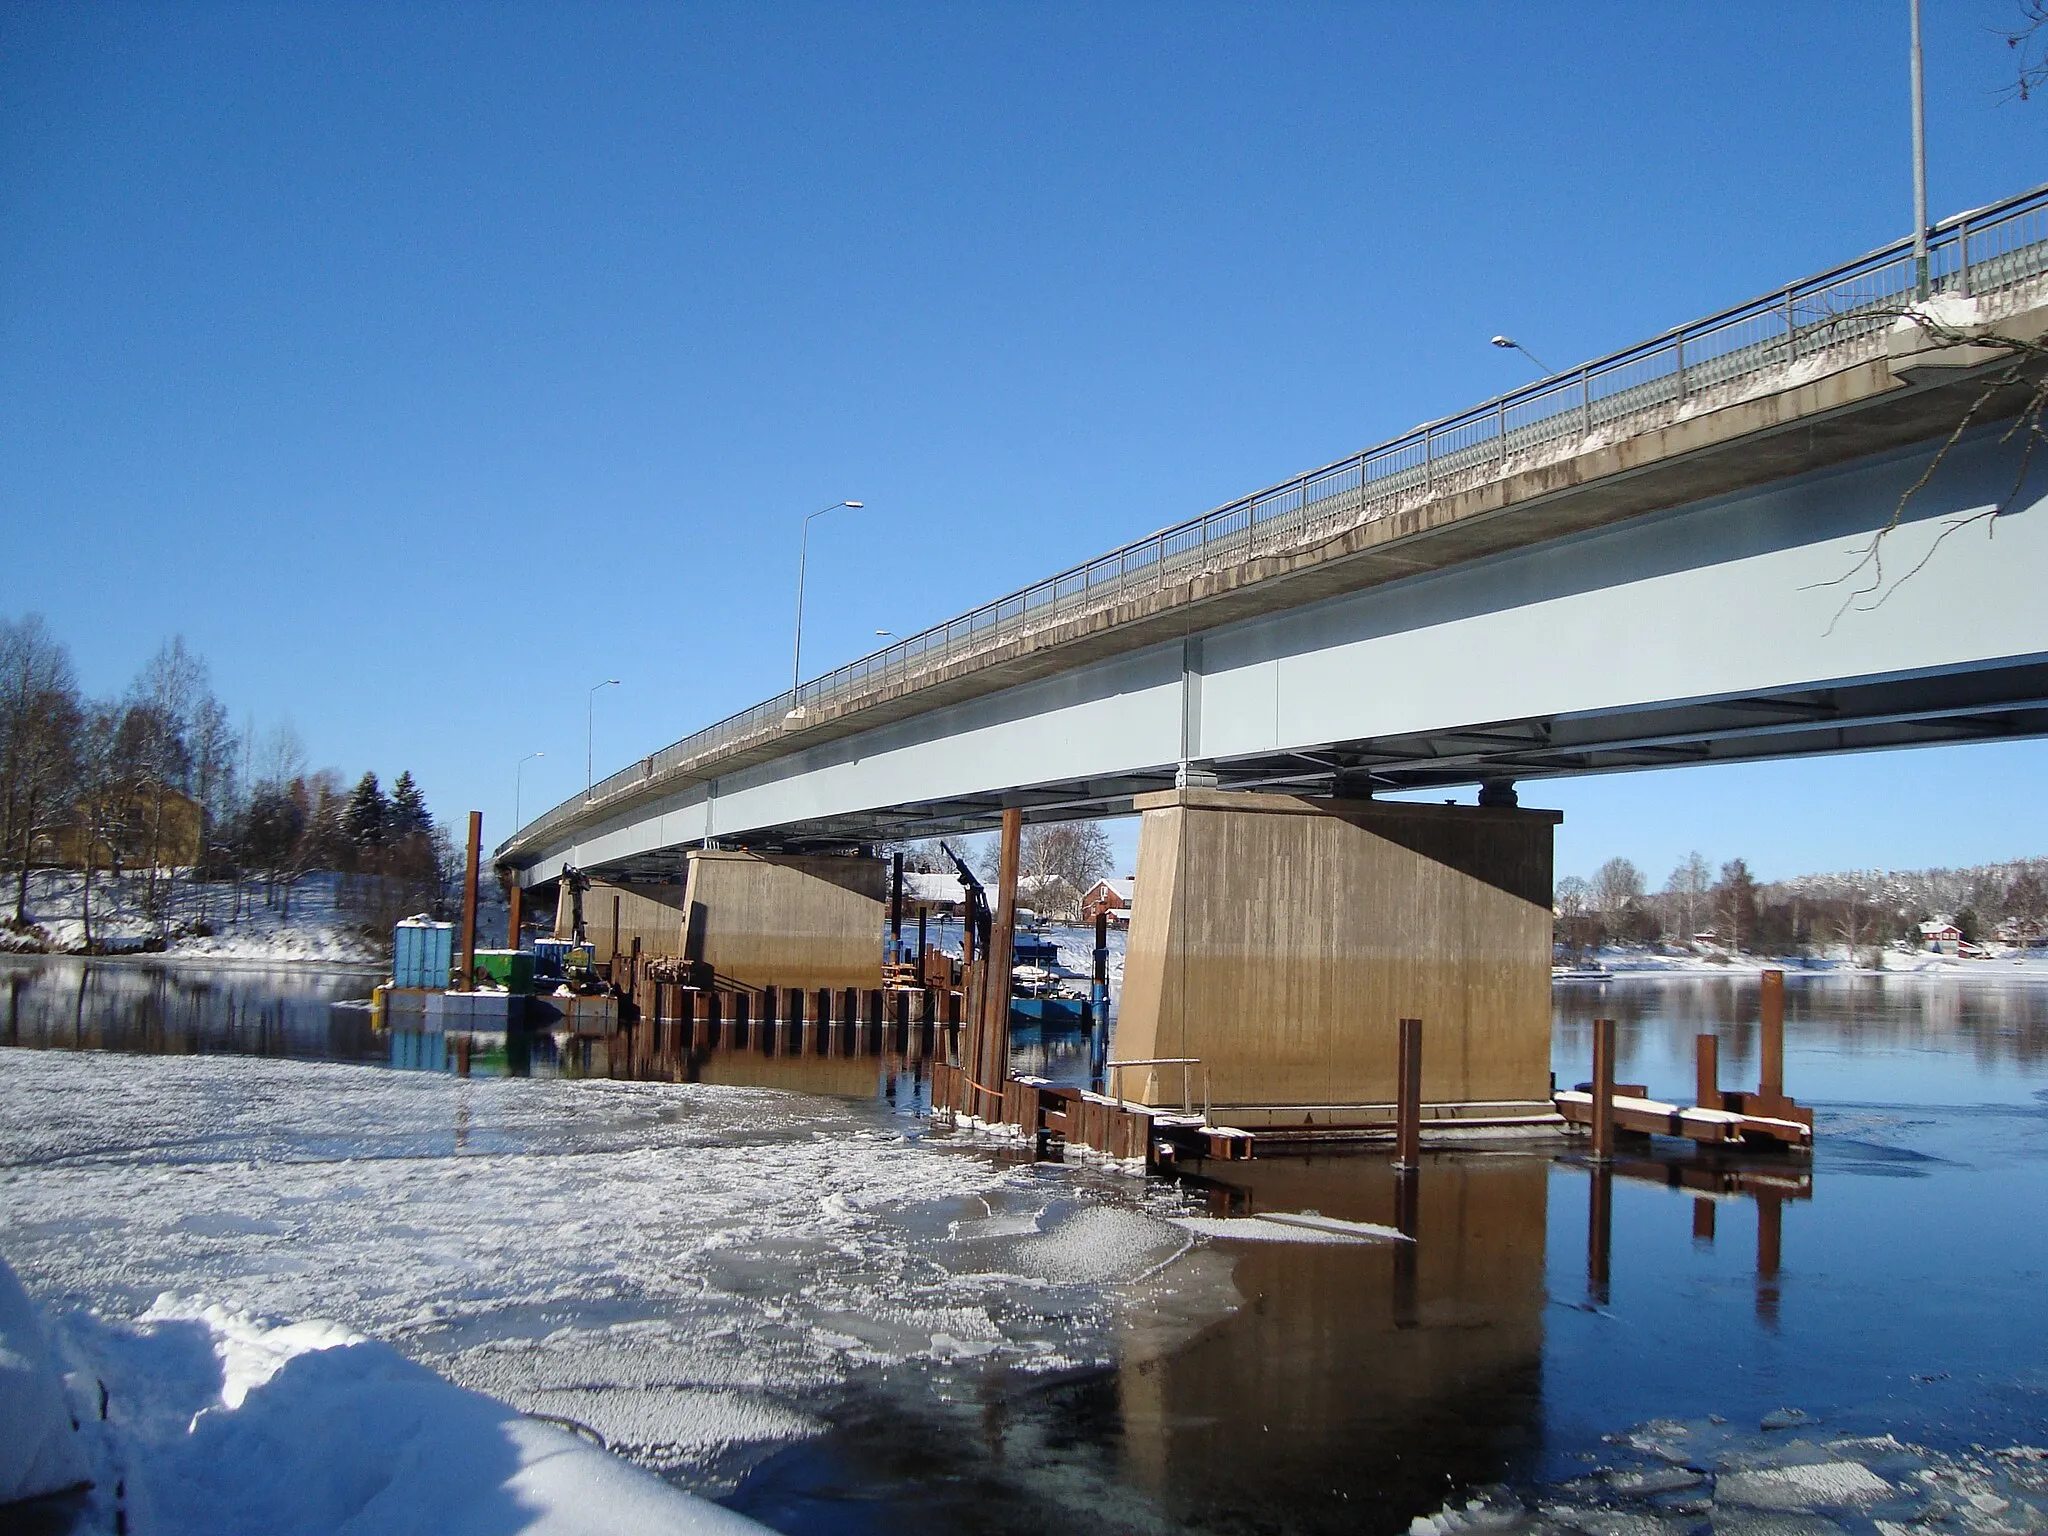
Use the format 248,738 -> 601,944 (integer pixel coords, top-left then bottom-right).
532,937 -> 575,980
394,920 -> 455,990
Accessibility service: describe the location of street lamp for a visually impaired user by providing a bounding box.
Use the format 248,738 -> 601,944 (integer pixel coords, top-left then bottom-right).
515,751 -> 544,830
587,680 -> 619,801
788,500 -> 865,722
1491,335 -> 1554,376
1910,0 -> 1929,298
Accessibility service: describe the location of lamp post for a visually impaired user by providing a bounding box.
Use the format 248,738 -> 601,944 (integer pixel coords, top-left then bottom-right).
515,751 -> 544,830
586,680 -> 619,801
1490,335 -> 1554,376
788,500 -> 865,721
1910,0 -> 1929,298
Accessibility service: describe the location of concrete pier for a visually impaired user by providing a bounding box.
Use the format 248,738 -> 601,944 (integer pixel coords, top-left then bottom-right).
555,877 -> 688,967
1114,788 -> 1561,1129
680,849 -> 886,992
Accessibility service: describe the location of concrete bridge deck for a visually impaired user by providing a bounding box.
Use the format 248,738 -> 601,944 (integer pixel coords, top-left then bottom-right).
504,182 -> 2048,882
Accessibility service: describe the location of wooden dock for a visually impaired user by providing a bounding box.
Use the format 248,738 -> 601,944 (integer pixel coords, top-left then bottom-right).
1554,1087 -> 1811,1149
1555,971 -> 1813,1153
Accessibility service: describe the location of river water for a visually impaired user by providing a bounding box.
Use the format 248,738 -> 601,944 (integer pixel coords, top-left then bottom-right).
2,954 -> 2046,1536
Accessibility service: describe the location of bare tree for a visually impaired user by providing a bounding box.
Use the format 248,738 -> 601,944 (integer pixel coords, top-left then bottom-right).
125,637 -> 209,924
2004,1 -> 2048,100
71,703 -> 129,952
978,821 -> 1113,918
1554,875 -> 1593,958
1829,876 -> 1881,967
0,617 -> 84,926
1715,859 -> 1759,955
1810,302 -> 2048,625
1665,852 -> 1712,941
1592,857 -> 1644,917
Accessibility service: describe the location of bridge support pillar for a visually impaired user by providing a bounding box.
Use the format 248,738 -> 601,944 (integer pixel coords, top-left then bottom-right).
680,850 -> 886,992
1115,789 -> 1561,1129
554,877 -> 686,969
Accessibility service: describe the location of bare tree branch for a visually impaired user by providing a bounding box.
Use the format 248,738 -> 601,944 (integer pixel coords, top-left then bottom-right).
1798,302 -> 2048,631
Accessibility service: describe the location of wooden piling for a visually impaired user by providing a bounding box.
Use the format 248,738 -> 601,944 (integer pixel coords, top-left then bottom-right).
506,879 -> 523,951
1695,1032 -> 1720,1111
1590,1017 -> 1617,1163
1757,1192 -> 1782,1278
1393,1017 -> 1423,1170
1693,1197 -> 1716,1243
1759,969 -> 1786,1103
890,852 -> 903,963
1588,1165 -> 1613,1299
980,807 -> 1023,1122
457,810 -> 482,991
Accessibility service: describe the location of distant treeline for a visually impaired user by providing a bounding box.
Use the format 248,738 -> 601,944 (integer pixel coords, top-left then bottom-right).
0,613 -> 458,945
1556,852 -> 2048,959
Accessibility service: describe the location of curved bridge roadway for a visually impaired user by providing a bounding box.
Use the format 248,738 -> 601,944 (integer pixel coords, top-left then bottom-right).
502,185 -> 2048,886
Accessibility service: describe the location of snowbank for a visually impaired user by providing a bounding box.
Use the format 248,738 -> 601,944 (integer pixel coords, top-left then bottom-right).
0,1255 -> 91,1505
39,1289 -> 769,1535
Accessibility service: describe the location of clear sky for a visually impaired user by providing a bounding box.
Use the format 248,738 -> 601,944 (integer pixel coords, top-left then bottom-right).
3,2 -> 2044,889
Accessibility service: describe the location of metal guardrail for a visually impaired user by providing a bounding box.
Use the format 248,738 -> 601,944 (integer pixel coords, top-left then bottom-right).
510,182 -> 2048,857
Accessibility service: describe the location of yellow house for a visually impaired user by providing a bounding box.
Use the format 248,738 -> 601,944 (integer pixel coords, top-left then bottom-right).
38,785 -> 203,871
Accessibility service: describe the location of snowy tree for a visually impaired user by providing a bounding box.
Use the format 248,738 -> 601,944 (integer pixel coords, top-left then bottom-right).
388,771 -> 431,839
343,772 -> 389,856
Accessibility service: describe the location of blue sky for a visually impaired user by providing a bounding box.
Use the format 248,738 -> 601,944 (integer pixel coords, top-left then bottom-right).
3,2 -> 2044,888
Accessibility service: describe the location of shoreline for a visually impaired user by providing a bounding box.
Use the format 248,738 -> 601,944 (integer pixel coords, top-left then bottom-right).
0,949 -> 388,977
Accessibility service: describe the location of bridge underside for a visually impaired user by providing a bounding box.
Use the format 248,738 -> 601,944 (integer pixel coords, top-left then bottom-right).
576,660 -> 2048,880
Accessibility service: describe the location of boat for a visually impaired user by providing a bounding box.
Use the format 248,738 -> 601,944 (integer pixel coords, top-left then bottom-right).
1010,936 -> 1093,1027
1553,962 -> 1615,982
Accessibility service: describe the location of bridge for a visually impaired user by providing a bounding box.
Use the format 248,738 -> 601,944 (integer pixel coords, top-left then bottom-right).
503,182 -> 2048,884
493,182 -> 2048,1135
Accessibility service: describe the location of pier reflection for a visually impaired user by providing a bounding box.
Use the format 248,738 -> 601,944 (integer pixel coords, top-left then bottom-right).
1124,1154 -> 1550,1535
1575,1141 -> 1811,1320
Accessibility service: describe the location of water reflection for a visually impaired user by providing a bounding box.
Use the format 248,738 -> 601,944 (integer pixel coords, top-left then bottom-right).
0,955 -> 379,1060
1554,972 -> 2048,1104
1127,1154 -> 1550,1535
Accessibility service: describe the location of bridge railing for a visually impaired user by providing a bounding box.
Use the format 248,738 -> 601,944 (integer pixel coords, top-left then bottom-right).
510,181 -> 2048,856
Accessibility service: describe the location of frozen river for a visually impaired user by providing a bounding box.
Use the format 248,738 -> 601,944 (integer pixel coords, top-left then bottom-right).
4,956 -> 2048,1535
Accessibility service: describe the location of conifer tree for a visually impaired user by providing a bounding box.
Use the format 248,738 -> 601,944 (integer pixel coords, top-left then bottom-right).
388,770 -> 431,839
343,771 -> 388,853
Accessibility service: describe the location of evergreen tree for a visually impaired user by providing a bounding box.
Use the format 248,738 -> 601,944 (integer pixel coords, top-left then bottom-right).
388,770 -> 431,839
343,771 -> 389,853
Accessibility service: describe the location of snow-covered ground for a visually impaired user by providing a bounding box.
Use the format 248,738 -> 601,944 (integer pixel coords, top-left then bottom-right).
3,868 -> 394,964
0,1048 -> 1233,1532
1561,943 -> 2048,981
